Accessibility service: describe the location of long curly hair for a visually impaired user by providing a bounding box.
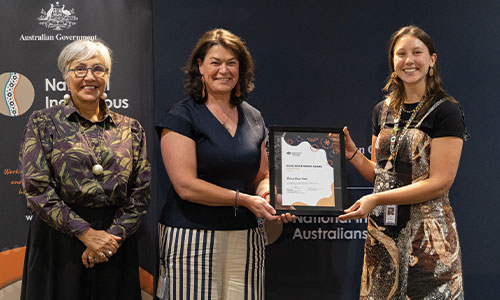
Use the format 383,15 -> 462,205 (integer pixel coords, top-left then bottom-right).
184,28 -> 255,105
383,25 -> 456,116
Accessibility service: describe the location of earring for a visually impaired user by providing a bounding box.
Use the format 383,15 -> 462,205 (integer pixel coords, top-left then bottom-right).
101,92 -> 108,100
429,67 -> 434,77
201,75 -> 206,98
235,83 -> 241,98
63,93 -> 71,103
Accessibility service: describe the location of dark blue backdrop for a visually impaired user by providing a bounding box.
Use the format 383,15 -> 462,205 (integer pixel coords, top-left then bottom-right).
152,1 -> 500,298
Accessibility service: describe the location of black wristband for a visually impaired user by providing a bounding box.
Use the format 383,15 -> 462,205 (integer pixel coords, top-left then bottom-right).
347,148 -> 359,161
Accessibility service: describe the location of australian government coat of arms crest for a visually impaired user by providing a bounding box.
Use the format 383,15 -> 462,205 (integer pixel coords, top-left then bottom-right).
38,2 -> 78,31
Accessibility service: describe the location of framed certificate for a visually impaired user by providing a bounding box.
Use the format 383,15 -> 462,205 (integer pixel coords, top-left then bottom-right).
269,126 -> 347,215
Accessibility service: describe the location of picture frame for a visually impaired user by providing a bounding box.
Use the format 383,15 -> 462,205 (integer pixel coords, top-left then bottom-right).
268,126 -> 347,215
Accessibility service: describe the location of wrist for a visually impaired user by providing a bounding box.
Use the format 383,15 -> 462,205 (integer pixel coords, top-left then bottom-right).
77,227 -> 91,244
255,181 -> 270,199
349,148 -> 364,165
237,192 -> 249,209
233,190 -> 240,216
368,193 -> 381,206
260,191 -> 270,199
347,148 -> 359,161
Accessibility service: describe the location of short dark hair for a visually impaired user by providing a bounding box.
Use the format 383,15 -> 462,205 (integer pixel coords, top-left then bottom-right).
184,28 -> 255,105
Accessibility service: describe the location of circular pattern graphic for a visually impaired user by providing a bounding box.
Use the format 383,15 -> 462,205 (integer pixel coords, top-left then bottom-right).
0,72 -> 35,117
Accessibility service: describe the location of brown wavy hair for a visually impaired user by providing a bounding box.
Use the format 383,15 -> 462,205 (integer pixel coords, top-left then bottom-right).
383,25 -> 456,116
184,28 -> 255,105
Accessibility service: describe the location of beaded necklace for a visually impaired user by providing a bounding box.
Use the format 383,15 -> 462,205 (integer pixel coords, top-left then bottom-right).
387,98 -> 425,168
401,104 -> 416,114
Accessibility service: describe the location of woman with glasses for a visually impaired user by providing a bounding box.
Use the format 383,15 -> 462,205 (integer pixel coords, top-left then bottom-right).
19,39 -> 151,300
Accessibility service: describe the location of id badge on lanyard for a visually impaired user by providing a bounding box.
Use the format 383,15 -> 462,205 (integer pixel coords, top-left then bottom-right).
384,205 -> 398,226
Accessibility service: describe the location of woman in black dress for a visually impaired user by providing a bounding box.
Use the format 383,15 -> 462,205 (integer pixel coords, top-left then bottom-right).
19,39 -> 151,300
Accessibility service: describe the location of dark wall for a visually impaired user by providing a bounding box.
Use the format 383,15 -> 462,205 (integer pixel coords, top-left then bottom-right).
152,0 -> 500,298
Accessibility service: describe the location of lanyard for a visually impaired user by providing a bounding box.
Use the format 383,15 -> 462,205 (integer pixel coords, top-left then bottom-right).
388,98 -> 425,165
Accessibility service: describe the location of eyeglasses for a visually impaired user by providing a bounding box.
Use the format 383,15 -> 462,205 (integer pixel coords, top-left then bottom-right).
69,65 -> 109,78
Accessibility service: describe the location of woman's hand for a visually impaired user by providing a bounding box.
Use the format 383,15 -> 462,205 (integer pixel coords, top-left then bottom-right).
241,195 -> 279,222
82,248 -> 95,268
276,212 -> 296,224
332,127 -> 377,183
329,126 -> 359,159
77,227 -> 120,256
81,248 -> 103,268
269,194 -> 296,224
337,194 -> 378,221
342,126 -> 360,159
81,246 -> 114,268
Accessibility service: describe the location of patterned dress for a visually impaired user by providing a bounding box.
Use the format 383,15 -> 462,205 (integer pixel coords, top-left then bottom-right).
360,99 -> 464,300
19,99 -> 151,300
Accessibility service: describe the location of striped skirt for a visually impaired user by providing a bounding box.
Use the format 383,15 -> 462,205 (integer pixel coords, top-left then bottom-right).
157,225 -> 265,300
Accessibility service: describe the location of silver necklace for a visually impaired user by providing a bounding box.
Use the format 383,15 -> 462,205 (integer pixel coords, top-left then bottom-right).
79,121 -> 106,176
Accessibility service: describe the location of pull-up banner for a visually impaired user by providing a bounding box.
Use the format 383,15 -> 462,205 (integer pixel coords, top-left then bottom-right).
0,1 -> 154,298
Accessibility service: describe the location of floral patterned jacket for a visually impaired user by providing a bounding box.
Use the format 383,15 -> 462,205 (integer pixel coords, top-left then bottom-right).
19,100 -> 151,242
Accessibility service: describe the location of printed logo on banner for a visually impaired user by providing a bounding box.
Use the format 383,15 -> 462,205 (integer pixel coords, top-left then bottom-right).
38,1 -> 78,31
19,2 -> 95,42
16,2 -> 131,112
0,72 -> 35,117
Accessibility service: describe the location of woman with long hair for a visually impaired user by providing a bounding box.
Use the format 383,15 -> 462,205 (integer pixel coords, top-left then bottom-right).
339,25 -> 468,299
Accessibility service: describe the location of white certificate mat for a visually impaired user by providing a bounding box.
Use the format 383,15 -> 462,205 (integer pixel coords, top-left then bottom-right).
281,138 -> 335,207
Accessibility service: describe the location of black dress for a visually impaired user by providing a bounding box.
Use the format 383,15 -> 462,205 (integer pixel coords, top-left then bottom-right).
21,207 -> 141,300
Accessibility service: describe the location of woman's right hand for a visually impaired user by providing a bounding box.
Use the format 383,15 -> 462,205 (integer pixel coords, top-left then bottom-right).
77,227 -> 121,256
341,126 -> 359,159
82,248 -> 96,268
329,126 -> 358,160
241,195 -> 279,222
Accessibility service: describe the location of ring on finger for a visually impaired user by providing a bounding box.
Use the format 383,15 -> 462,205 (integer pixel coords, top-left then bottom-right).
107,250 -> 113,256
99,252 -> 106,259
88,255 -> 94,262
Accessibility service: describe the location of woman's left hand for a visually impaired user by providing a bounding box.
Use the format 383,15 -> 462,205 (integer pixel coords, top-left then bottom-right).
276,212 -> 296,224
77,227 -> 121,256
262,193 -> 296,224
337,194 -> 378,221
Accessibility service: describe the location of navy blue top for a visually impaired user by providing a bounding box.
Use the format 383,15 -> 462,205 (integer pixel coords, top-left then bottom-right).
156,98 -> 266,229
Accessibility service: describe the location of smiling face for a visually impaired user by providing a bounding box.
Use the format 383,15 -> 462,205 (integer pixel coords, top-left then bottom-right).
392,35 -> 436,90
198,45 -> 239,99
66,55 -> 108,105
